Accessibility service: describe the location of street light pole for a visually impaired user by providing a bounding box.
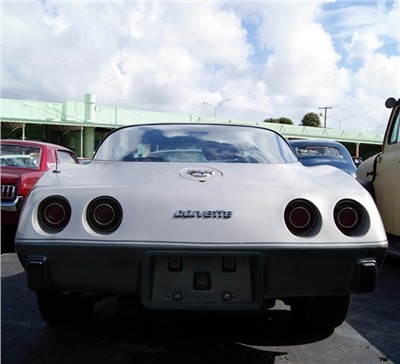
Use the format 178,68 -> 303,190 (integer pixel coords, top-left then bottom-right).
338,115 -> 354,129
203,98 -> 230,117
328,115 -> 354,129
318,106 -> 332,128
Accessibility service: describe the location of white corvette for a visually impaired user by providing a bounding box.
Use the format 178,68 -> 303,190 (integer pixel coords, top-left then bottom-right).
15,123 -> 388,328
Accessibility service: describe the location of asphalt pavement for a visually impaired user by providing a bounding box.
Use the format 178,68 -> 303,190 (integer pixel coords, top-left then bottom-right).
2,252 -> 399,364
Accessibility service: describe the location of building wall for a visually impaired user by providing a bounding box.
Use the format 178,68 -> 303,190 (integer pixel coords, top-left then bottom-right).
1,95 -> 384,159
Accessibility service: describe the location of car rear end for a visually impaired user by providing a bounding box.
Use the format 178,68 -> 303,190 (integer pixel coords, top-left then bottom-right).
15,162 -> 387,311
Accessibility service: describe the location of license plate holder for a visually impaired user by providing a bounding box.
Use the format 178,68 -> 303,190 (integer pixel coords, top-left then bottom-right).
142,251 -> 264,310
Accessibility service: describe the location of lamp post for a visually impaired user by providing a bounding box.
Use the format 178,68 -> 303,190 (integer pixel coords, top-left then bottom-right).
203,98 -> 230,117
328,115 -> 354,129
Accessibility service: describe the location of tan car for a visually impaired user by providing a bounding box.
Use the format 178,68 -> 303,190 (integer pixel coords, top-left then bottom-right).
357,97 -> 400,258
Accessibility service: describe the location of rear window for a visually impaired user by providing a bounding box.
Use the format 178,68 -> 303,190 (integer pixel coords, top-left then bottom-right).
294,146 -> 343,158
1,144 -> 41,169
94,124 -> 297,164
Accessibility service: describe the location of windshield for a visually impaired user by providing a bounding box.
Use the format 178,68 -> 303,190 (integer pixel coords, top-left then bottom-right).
94,124 -> 297,164
1,144 -> 41,169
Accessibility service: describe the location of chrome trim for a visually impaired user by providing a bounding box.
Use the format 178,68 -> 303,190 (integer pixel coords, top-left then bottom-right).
1,196 -> 24,212
173,210 -> 233,219
1,185 -> 16,200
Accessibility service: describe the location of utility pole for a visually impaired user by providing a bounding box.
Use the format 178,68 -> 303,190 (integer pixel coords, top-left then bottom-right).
318,106 -> 332,128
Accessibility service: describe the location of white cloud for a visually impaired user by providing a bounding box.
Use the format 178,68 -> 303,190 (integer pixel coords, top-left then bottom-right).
321,1 -> 399,41
354,53 -> 400,97
168,3 -> 253,70
1,1 -> 398,133
344,31 -> 384,61
43,14 -> 70,37
240,3 -> 350,120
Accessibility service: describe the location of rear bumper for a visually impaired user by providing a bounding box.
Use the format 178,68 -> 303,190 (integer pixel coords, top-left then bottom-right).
1,196 -> 23,213
15,241 -> 387,310
1,197 -> 23,225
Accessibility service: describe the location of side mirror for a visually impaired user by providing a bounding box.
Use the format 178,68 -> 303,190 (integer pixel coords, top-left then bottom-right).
385,97 -> 397,109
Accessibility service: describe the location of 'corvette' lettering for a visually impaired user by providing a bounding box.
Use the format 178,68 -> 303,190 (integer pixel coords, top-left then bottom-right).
173,210 -> 232,219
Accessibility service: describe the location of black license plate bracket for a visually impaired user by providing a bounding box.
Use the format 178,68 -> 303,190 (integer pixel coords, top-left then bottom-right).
142,251 -> 264,310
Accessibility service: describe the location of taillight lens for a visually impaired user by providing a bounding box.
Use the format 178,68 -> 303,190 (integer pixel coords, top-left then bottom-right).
38,196 -> 71,233
284,199 -> 318,236
86,196 -> 122,234
334,199 -> 363,236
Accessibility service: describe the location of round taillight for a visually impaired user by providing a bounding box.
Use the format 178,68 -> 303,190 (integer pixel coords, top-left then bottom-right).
334,200 -> 363,235
285,199 -> 318,236
87,196 -> 122,234
38,196 -> 71,233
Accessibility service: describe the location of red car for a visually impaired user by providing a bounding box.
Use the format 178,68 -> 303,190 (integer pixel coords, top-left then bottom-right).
1,139 -> 78,249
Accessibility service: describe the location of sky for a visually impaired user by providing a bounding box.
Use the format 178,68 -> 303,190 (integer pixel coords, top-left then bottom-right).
1,0 -> 399,133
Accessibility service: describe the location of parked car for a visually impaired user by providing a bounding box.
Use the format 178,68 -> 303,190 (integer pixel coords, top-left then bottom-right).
352,156 -> 364,168
15,123 -> 387,329
1,139 -> 79,249
357,97 -> 400,258
289,139 -> 357,177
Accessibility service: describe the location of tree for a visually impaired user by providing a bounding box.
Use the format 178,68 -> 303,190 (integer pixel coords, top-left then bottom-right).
263,117 -> 293,125
264,118 -> 275,123
300,112 -> 320,127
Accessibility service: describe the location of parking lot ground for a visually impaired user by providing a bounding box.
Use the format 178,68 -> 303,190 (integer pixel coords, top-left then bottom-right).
2,252 -> 399,364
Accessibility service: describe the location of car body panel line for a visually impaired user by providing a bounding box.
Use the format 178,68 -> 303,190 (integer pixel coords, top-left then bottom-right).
14,238 -> 388,250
